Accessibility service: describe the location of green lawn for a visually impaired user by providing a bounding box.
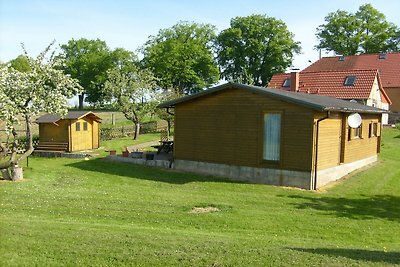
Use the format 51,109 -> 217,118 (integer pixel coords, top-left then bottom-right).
1,129 -> 399,266
99,133 -> 160,156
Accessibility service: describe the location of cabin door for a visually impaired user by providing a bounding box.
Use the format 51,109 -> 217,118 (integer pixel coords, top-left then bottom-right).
317,118 -> 342,169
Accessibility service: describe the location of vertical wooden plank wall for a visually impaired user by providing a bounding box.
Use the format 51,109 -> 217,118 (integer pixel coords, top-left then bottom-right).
174,87 -> 314,172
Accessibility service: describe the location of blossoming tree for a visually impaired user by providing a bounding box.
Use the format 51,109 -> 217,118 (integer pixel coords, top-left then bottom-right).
0,43 -> 82,180
103,66 -> 159,140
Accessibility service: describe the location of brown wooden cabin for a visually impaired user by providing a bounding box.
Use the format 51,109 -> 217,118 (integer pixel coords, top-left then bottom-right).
36,111 -> 101,152
159,82 -> 385,190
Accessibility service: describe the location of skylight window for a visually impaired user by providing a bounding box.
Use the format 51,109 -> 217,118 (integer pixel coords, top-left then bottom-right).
344,76 -> 356,86
338,56 -> 345,61
282,78 -> 291,87
379,53 -> 387,59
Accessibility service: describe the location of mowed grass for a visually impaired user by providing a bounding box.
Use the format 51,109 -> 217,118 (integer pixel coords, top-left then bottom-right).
98,133 -> 160,156
0,129 -> 400,266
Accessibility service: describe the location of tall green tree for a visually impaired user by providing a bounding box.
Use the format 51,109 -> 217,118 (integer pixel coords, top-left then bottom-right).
216,14 -> 301,86
110,48 -> 139,74
316,4 -> 400,55
141,21 -> 219,95
103,66 -> 159,140
59,38 -> 112,108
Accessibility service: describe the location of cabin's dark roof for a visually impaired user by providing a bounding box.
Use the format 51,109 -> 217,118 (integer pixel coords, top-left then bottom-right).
36,111 -> 102,123
158,82 -> 386,114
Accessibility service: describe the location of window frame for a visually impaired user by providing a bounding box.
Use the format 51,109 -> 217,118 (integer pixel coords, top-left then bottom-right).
368,122 -> 379,138
262,112 -> 282,162
282,78 -> 291,88
75,122 -> 81,131
348,124 -> 362,140
83,122 -> 88,131
344,76 -> 356,86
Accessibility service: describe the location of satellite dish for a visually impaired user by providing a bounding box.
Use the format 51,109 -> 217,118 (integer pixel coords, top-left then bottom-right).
349,99 -> 358,103
348,113 -> 362,128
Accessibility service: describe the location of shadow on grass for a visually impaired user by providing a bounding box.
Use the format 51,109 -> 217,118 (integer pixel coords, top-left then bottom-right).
289,247 -> 400,265
65,158 -> 241,185
284,194 -> 400,222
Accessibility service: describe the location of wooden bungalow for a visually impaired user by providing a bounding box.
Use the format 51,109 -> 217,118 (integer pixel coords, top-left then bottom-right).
159,82 -> 385,190
36,111 -> 101,152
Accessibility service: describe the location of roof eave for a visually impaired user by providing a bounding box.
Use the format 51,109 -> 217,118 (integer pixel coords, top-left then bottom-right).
323,107 -> 386,114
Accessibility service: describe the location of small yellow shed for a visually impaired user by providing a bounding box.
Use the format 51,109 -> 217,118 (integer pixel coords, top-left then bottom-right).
36,111 -> 101,152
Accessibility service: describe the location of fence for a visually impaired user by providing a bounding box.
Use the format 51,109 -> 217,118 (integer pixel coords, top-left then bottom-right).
100,120 -> 169,141
1,137 -> 39,154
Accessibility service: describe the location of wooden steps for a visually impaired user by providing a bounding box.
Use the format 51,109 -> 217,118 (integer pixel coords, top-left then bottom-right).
35,142 -> 68,152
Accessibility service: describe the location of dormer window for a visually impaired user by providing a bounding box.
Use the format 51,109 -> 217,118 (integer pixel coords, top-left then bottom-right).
344,76 -> 356,86
379,53 -> 387,59
282,78 -> 291,87
338,56 -> 345,61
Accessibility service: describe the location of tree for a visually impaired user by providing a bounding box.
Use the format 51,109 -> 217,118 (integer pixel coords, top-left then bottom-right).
103,66 -> 158,140
316,4 -> 400,55
111,48 -> 139,73
156,90 -> 181,137
0,43 -> 82,180
141,21 -> 219,95
59,38 -> 112,108
216,14 -> 301,86
9,55 -> 31,72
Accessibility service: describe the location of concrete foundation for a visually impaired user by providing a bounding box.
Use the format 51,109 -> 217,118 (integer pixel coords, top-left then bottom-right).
33,151 -> 91,158
106,155 -> 173,168
106,155 -> 378,190
174,159 -> 312,189
315,155 -> 378,188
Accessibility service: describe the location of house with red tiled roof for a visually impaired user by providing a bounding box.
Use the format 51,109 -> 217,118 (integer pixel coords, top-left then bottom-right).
303,52 -> 400,115
269,70 -> 391,124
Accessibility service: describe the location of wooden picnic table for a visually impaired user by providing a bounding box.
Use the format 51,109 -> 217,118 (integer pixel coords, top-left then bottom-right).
152,141 -> 174,154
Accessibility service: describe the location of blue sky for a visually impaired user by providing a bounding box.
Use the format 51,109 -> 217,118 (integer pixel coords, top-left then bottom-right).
1,0 -> 400,70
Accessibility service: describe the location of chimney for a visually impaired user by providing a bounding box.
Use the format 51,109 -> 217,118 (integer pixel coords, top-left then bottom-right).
290,71 -> 299,92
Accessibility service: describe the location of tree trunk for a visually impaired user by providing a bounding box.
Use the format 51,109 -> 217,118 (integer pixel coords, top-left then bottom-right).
78,94 -> 84,110
11,164 -> 23,181
167,120 -> 172,138
133,122 -> 140,140
1,169 -> 11,180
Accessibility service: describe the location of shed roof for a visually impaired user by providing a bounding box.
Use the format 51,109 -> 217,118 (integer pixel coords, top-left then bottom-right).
303,52 -> 400,88
36,111 -> 102,124
158,82 -> 386,114
268,69 -> 392,104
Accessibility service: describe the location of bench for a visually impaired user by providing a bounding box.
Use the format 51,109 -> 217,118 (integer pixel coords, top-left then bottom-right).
35,142 -> 69,152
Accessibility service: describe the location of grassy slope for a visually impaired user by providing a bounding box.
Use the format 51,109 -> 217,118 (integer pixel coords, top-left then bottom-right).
0,129 -> 399,266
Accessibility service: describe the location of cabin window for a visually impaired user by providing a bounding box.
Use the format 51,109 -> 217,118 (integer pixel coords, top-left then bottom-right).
369,122 -> 380,137
348,125 -> 362,140
83,122 -> 88,131
263,113 -> 281,161
75,122 -> 80,131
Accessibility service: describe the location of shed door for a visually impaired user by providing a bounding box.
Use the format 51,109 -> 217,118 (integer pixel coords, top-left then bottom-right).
92,121 -> 99,149
72,120 -> 93,151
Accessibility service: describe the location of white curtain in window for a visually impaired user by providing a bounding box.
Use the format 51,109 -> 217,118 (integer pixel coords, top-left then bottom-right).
263,113 -> 281,161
